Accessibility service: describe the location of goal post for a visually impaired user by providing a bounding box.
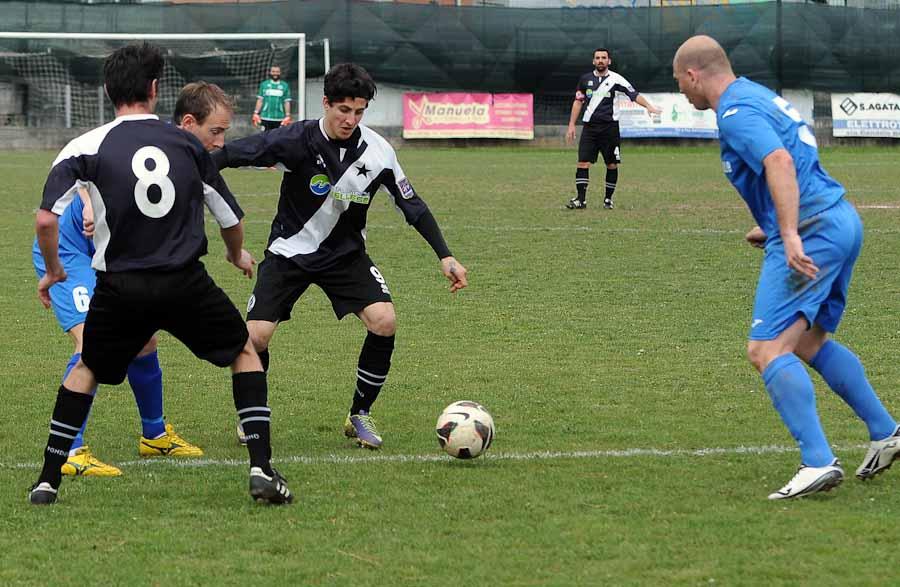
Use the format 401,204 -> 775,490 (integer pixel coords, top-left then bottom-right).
0,32 -> 330,128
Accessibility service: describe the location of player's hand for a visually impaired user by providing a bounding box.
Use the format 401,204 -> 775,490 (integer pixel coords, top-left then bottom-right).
441,256 -> 468,293
647,104 -> 663,115
783,232 -> 818,280
251,113 -> 262,127
745,225 -> 766,249
227,248 -> 256,279
565,125 -> 576,144
37,269 -> 67,309
280,115 -> 292,127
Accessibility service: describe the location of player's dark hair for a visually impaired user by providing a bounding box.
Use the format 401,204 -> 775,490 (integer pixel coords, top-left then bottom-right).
323,63 -> 377,105
103,43 -> 165,108
173,81 -> 234,125
594,47 -> 611,59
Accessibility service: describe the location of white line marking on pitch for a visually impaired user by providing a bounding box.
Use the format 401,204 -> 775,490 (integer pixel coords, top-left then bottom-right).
3,444 -> 867,470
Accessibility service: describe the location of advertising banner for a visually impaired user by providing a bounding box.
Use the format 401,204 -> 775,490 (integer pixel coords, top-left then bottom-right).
615,92 -> 719,139
832,93 -> 900,138
403,93 -> 533,139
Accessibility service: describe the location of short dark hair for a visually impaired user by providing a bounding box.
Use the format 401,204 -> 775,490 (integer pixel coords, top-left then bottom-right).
323,63 -> 377,105
103,43 -> 165,108
173,81 -> 234,125
594,47 -> 611,59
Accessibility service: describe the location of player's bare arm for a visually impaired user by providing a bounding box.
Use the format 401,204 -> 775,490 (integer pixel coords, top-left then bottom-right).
35,209 -> 67,308
441,256 -> 468,293
635,94 -> 662,115
220,220 -> 256,278
566,98 -> 582,143
77,186 -> 95,238
764,148 -> 818,280
745,225 -> 766,248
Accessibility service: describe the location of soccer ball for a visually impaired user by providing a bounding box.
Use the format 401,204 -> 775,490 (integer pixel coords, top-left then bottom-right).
435,401 -> 495,459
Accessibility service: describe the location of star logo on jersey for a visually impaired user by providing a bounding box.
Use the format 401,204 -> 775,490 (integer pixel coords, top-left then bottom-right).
309,174 -> 331,197
356,163 -> 371,178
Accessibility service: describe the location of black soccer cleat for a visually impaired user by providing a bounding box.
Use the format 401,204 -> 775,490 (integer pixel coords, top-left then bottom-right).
29,481 -> 58,505
603,198 -> 614,210
249,467 -> 293,505
565,197 -> 587,210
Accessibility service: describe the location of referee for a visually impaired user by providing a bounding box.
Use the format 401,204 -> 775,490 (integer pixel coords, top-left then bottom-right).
565,48 -> 660,210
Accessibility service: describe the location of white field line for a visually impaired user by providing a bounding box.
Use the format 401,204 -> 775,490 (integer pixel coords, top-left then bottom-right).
3,443 -> 869,471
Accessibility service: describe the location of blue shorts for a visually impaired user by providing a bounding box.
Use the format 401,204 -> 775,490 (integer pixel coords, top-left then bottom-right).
750,198 -> 862,340
33,252 -> 96,333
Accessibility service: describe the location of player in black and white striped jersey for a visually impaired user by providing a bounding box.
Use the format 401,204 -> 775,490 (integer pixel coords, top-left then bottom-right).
565,48 -> 661,210
29,43 -> 292,506
213,63 -> 469,450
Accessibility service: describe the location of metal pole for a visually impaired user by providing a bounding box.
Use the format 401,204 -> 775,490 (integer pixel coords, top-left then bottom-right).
98,85 -> 104,126
775,0 -> 783,94
298,34 -> 305,120
64,84 -> 71,128
324,38 -> 331,73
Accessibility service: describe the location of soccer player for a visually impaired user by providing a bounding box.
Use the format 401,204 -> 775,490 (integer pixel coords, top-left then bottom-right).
29,43 -> 291,506
565,48 -> 660,210
673,35 -> 900,499
251,65 -> 291,131
213,62 -> 468,450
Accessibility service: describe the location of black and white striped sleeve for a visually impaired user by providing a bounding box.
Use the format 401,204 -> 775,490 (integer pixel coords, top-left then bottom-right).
41,135 -> 98,215
199,148 -> 244,228
212,123 -> 307,171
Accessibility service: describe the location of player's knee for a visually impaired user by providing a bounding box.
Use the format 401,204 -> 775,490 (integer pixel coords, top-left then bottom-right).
746,342 -> 773,373
607,163 -> 618,170
367,312 -> 396,337
247,321 -> 275,352
137,335 -> 159,357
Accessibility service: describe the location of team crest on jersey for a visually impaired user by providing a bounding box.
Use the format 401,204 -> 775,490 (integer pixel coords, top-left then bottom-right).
587,81 -> 593,86
586,89 -> 593,97
398,178 -> 415,200
309,174 -> 331,196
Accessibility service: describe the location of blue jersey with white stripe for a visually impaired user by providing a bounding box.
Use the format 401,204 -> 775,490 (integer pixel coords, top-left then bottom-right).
717,77 -> 844,237
32,193 -> 95,270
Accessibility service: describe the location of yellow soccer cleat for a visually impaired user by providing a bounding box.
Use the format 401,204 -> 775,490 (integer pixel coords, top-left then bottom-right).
139,423 -> 204,458
61,446 -> 122,477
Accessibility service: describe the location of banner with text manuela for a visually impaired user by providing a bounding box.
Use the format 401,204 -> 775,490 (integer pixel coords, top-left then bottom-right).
403,93 -> 533,139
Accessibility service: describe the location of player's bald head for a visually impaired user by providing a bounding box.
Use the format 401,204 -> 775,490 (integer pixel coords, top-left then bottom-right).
673,35 -> 732,76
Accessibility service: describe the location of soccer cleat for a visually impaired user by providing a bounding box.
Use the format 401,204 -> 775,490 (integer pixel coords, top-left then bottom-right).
767,459 -> 844,500
343,411 -> 383,449
565,197 -> 587,210
603,198 -> 614,210
61,446 -> 122,477
29,481 -> 58,505
856,425 -> 900,480
139,423 -> 204,457
249,467 -> 293,505
236,421 -> 248,446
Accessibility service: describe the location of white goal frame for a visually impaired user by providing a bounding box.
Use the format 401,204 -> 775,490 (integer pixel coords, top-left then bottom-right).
0,32 -> 328,123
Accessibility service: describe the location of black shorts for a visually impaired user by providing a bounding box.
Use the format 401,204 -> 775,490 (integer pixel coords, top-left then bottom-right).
247,251 -> 393,323
261,119 -> 281,131
578,122 -> 621,165
81,261 -> 249,385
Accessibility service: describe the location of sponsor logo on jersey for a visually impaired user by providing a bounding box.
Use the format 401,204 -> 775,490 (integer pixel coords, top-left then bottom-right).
586,89 -> 593,97
247,294 -> 256,314
722,160 -> 733,174
587,80 -> 593,86
398,178 -> 415,200
265,88 -> 284,97
330,189 -> 371,204
309,174 -> 331,196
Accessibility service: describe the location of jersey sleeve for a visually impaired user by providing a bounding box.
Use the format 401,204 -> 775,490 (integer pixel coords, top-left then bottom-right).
257,81 -> 265,99
612,75 -> 640,101
41,140 -> 97,215
282,82 -> 292,103
718,107 -> 785,175
574,75 -> 588,102
376,147 -> 429,225
197,148 -> 244,228
213,123 -> 307,171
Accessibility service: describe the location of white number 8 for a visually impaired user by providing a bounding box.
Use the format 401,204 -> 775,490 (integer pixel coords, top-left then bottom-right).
132,146 -> 176,218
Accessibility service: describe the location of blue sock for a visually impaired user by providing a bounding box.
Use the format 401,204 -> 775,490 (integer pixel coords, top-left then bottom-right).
63,353 -> 95,454
762,353 -> 835,467
127,351 -> 166,439
809,340 -> 897,441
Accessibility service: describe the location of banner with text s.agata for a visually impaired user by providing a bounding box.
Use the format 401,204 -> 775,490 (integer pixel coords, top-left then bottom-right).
832,93 -> 900,138
403,93 -> 534,139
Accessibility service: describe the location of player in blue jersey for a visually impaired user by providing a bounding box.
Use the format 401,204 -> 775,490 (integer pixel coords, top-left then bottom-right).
30,44 -> 291,506
673,35 -> 900,499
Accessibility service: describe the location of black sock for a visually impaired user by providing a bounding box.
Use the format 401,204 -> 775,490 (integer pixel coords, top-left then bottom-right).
575,168 -> 589,202
605,168 -> 618,201
39,386 -> 94,489
350,332 -> 395,415
258,348 -> 270,373
233,371 -> 273,475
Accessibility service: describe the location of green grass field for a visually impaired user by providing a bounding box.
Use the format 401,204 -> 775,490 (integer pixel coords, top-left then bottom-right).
3,145 -> 900,585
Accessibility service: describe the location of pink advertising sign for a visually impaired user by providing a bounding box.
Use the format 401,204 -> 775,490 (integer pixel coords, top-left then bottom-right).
403,93 -> 534,139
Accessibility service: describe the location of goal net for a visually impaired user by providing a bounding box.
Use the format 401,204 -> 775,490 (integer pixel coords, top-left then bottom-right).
0,33 -> 329,129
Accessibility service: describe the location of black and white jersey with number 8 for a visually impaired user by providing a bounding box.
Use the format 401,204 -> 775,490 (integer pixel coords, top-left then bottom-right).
40,114 -> 243,273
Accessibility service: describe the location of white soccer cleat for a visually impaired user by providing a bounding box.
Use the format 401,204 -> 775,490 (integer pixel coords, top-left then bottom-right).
768,459 -> 844,500
856,426 -> 900,481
